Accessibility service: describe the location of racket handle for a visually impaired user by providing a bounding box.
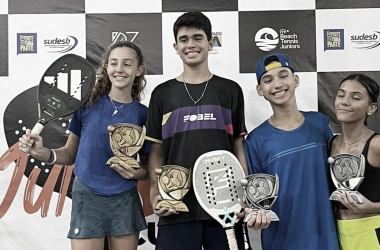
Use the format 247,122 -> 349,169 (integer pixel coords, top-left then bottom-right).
19,122 -> 45,153
225,227 -> 238,250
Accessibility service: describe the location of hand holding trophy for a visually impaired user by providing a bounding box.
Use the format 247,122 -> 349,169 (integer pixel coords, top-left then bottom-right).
106,123 -> 146,168
328,154 -> 365,204
241,173 -> 279,222
155,165 -> 191,212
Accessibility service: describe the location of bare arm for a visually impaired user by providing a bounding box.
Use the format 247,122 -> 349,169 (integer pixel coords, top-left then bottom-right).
54,132 -> 79,165
233,136 -> 249,176
148,142 -> 178,216
234,136 -> 271,229
19,129 -> 79,165
139,154 -> 149,179
148,142 -> 164,205
368,135 -> 380,168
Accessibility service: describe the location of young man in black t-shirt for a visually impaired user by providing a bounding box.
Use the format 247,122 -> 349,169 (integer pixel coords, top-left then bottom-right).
145,11 -> 254,250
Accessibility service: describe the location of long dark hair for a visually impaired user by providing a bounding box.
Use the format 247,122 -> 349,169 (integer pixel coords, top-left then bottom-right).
339,73 -> 379,124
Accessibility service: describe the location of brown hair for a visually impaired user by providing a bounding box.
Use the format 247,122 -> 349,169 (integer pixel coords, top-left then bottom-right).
87,41 -> 147,106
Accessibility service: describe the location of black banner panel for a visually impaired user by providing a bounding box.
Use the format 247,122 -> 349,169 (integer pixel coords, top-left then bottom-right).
239,10 -> 316,74
86,13 -> 163,75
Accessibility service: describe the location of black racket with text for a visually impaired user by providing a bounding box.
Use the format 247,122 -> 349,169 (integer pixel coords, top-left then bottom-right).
20,54 -> 95,153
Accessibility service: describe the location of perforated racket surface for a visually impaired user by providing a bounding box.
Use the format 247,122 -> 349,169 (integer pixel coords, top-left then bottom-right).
21,54 -> 95,152
193,150 -> 245,250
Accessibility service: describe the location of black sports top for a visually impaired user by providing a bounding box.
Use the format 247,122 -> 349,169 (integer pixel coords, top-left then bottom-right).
328,133 -> 380,209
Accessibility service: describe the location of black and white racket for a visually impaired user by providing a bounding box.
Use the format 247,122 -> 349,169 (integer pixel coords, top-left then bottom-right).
193,150 -> 245,250
20,54 -> 95,153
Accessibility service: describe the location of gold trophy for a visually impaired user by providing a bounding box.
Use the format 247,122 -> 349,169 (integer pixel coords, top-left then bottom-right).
328,154 -> 365,204
106,123 -> 146,168
241,173 -> 279,222
155,165 -> 191,212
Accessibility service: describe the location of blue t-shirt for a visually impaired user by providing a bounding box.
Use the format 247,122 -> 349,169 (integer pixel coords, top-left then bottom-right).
245,112 -> 339,250
69,94 -> 150,196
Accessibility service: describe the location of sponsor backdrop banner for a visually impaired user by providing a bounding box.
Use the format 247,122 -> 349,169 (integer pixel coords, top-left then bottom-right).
86,13 -> 163,75
239,10 -> 316,73
0,1 -> 379,250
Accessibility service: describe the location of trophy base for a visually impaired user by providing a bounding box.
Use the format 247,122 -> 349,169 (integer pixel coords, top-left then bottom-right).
244,210 -> 279,222
155,200 -> 189,212
330,190 -> 363,204
106,156 -> 140,169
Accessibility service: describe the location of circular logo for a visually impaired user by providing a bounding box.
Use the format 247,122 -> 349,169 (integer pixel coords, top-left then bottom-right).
255,28 -> 279,51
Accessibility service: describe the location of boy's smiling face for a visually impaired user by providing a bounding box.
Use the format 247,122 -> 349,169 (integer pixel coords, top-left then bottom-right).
256,63 -> 299,106
173,27 -> 214,67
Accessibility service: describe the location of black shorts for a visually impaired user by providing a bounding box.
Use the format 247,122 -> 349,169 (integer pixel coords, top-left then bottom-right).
155,219 -> 251,250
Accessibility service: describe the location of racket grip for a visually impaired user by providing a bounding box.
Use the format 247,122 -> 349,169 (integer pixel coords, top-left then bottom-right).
225,227 -> 238,250
19,122 -> 45,153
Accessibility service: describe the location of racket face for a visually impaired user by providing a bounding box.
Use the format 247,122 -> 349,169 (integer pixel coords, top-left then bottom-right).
193,150 -> 245,227
3,86 -> 73,197
38,54 -> 95,122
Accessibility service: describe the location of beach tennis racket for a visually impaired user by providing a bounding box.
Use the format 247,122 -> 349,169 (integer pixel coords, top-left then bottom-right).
193,150 -> 246,250
20,54 -> 96,153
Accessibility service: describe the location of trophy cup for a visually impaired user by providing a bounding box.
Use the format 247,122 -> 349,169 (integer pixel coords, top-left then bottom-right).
328,154 -> 365,204
155,165 -> 191,212
106,123 -> 146,168
241,173 -> 279,222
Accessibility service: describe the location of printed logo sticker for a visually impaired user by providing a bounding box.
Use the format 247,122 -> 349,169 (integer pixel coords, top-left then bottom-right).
43,36 -> 78,53
255,28 -> 279,51
324,29 -> 344,51
350,31 -> 380,50
17,33 -> 37,55
211,31 -> 223,55
112,32 -> 139,43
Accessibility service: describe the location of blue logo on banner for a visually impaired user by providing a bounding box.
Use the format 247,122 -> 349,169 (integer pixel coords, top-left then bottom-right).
213,32 -> 222,47
324,29 -> 344,51
17,33 -> 37,55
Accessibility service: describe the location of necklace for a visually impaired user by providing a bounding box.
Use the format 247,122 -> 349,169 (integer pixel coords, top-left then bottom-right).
343,127 -> 368,146
109,95 -> 130,116
183,73 -> 211,105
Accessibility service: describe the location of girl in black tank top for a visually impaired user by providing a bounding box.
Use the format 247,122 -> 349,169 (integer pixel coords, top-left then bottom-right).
329,73 -> 380,250
328,133 -> 380,210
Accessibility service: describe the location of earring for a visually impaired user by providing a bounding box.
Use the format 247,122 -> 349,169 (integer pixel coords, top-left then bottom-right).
368,112 -> 372,115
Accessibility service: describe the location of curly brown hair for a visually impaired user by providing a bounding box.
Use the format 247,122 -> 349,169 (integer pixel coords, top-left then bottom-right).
87,41 -> 147,106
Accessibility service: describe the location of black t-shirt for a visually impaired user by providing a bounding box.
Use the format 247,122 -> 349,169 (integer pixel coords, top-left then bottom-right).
145,75 -> 247,225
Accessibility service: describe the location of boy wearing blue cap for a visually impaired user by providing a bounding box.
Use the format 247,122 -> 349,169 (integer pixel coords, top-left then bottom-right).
244,53 -> 339,250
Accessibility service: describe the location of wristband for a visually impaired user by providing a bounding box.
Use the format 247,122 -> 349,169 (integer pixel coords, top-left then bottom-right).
45,149 -> 57,165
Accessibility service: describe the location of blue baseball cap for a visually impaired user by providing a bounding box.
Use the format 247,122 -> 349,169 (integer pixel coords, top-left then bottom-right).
255,53 -> 294,84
